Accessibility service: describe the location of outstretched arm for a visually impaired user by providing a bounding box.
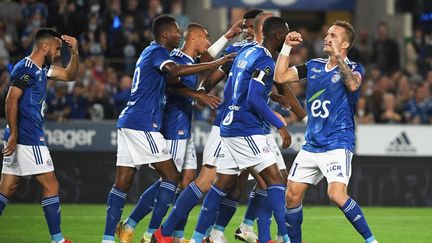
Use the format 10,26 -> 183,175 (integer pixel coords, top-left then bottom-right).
162,53 -> 235,77
274,83 -> 306,120
199,61 -> 232,93
48,35 -> 79,81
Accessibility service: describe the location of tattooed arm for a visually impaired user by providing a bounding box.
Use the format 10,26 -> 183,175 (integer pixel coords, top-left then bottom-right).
335,54 -> 361,92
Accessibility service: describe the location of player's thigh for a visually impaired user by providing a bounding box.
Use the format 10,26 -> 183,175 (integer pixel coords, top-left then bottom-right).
0,173 -> 21,197
288,149 -> 323,185
222,135 -> 275,172
257,163 -> 284,185
318,149 -> 352,186
2,144 -> 54,177
247,169 -> 267,190
152,158 -> 180,181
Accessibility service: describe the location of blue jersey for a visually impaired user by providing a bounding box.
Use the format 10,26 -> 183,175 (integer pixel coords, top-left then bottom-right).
221,40 -> 249,56
4,57 -> 50,145
117,42 -> 173,131
161,49 -> 198,139
299,58 -> 364,152
220,44 -> 275,137
213,41 -> 256,127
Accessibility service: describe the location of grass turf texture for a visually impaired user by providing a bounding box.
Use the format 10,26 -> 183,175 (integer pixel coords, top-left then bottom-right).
0,204 -> 431,242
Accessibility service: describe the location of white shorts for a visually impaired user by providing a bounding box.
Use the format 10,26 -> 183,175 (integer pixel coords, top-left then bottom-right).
167,137 -> 197,172
116,128 -> 172,168
221,135 -> 276,174
202,126 -> 237,175
288,149 -> 353,185
2,142 -> 54,176
266,133 -> 286,170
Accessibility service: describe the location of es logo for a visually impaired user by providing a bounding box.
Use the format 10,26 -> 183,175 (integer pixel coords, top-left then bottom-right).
308,89 -> 330,118
311,99 -> 331,118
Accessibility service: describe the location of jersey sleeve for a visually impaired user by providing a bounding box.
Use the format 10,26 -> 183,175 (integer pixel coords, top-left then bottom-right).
251,55 -> 274,86
221,44 -> 236,56
11,66 -> 37,90
351,63 -> 364,81
152,47 -> 174,71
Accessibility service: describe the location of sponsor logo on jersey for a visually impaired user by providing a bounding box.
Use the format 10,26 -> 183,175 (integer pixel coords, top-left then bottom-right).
311,67 -> 322,73
386,131 -> 416,154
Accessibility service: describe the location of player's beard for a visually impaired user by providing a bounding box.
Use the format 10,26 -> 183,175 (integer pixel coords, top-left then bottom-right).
44,54 -> 53,66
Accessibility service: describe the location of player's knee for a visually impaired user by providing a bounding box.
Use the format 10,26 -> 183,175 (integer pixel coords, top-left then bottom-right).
327,191 -> 348,207
169,170 -> 181,183
194,177 -> 213,193
114,176 -> 133,191
0,183 -> 18,197
180,175 -> 194,189
41,180 -> 59,196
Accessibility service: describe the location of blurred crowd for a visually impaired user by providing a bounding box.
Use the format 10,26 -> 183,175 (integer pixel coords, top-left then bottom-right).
0,0 -> 430,124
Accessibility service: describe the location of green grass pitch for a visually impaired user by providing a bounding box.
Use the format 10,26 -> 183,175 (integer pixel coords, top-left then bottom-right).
0,204 -> 431,242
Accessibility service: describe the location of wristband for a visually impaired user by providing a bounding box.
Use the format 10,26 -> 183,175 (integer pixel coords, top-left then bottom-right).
207,35 -> 229,58
280,44 -> 292,56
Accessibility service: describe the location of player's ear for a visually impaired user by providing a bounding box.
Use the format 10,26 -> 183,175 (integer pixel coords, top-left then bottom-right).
341,40 -> 350,50
275,31 -> 284,41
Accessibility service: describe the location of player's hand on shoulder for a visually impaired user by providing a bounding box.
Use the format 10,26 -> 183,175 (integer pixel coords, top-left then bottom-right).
285,31 -> 303,46
61,35 -> 79,55
2,133 -> 17,156
214,52 -> 236,66
224,20 -> 243,40
196,92 -> 221,109
278,126 -> 292,149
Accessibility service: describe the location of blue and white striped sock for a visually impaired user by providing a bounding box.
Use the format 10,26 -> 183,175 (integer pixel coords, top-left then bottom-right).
103,187 -> 126,240
42,196 -> 64,243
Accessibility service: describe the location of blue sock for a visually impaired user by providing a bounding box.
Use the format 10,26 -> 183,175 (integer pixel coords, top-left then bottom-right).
0,193 -> 8,216
173,188 -> 182,204
267,185 -> 290,243
214,198 -> 238,231
162,182 -> 204,236
243,188 -> 257,226
340,198 -> 374,241
42,196 -> 63,243
125,180 -> 161,229
255,189 -> 271,243
192,185 -> 227,242
173,212 -> 189,238
286,204 -> 303,243
103,187 -> 126,240
147,181 -> 177,233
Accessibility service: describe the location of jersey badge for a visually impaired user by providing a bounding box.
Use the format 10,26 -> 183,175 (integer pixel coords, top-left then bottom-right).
331,73 -> 341,83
